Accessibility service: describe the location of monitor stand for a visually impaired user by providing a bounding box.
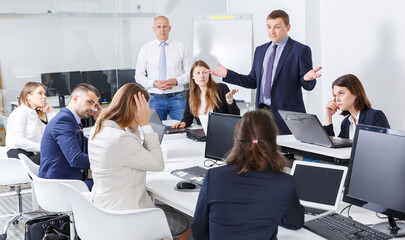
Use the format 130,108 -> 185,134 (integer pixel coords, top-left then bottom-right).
373,216 -> 405,237
58,95 -> 66,107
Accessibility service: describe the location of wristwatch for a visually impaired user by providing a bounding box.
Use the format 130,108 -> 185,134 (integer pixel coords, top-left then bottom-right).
153,80 -> 157,88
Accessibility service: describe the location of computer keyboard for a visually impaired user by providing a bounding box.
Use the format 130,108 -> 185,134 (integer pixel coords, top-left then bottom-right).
171,166 -> 208,186
304,207 -> 328,216
305,213 -> 392,239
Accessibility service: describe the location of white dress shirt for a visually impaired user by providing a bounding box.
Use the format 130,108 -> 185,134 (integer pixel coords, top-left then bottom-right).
348,112 -> 360,140
198,93 -> 213,116
88,120 -> 164,210
6,104 -> 56,153
135,38 -> 191,94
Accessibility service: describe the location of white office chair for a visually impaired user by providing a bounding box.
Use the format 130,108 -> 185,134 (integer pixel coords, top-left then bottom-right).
0,158 -> 36,240
20,155 -> 39,177
19,154 -> 89,240
59,183 -> 173,240
18,153 -> 40,211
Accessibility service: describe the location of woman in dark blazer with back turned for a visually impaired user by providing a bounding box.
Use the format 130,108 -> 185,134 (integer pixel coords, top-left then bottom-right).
192,110 -> 304,240
172,60 -> 240,129
324,74 -> 390,139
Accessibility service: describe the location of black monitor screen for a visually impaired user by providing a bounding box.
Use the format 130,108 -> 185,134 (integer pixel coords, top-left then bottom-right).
343,125 -> 405,220
294,164 -> 344,206
82,70 -> 117,104
118,69 -> 136,88
204,112 -> 241,161
41,71 -> 82,96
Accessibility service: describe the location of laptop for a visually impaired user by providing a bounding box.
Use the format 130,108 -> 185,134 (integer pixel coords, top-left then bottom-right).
290,161 -> 347,215
143,122 -> 166,148
149,108 -> 187,134
279,110 -> 352,148
150,122 -> 166,143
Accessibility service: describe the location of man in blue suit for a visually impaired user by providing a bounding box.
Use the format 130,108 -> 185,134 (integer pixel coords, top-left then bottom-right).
39,83 -> 101,190
211,10 -> 322,134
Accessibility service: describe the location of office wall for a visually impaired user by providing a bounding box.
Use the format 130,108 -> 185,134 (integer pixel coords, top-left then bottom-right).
319,0 -> 405,131
1,0 -> 403,131
0,0 -> 225,115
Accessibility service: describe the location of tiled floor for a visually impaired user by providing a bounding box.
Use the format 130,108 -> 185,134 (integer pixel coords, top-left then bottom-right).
0,190 -> 35,240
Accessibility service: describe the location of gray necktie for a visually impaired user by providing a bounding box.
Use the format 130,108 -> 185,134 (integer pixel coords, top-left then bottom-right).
263,44 -> 278,99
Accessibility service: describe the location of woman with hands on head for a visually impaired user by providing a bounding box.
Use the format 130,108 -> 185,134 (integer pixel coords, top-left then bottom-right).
324,74 -> 390,139
6,82 -> 56,165
88,83 -> 191,240
172,60 -> 240,129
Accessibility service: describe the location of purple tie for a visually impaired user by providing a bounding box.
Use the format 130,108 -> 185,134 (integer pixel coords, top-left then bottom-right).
263,44 -> 278,99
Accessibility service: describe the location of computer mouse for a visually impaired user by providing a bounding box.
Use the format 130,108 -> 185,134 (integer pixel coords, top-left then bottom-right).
176,181 -> 196,190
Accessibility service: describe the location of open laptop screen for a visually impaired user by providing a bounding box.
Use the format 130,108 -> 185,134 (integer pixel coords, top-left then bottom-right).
291,161 -> 347,211
204,112 -> 241,161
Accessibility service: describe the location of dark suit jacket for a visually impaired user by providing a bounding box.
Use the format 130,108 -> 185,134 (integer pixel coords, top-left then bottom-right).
39,108 -> 91,188
191,165 -> 304,240
224,37 -> 316,134
181,83 -> 240,127
324,107 -> 390,138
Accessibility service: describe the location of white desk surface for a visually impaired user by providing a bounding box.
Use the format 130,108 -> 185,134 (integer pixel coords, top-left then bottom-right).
277,135 -> 352,159
146,134 -> 405,239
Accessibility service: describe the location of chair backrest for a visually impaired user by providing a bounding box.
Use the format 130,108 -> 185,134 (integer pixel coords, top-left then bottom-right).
0,116 -> 8,132
19,154 -> 90,212
19,153 -> 40,177
59,183 -> 173,240
0,158 -> 31,186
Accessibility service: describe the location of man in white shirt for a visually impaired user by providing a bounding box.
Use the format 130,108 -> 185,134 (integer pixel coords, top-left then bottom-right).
136,16 -> 190,121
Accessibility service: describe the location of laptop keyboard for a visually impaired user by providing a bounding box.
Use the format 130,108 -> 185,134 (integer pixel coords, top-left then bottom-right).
305,213 -> 392,239
304,207 -> 328,216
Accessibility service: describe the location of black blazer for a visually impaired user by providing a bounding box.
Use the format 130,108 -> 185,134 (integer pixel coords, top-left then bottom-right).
224,37 -> 316,135
324,107 -> 390,138
191,164 -> 304,240
181,83 -> 240,127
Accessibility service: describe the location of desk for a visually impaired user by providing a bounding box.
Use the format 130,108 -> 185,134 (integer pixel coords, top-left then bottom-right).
146,134 -> 405,239
277,135 -> 351,165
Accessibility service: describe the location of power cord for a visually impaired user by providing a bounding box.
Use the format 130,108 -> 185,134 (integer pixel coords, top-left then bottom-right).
340,204 -> 353,219
376,212 -> 388,219
204,159 -> 225,168
204,159 -> 218,167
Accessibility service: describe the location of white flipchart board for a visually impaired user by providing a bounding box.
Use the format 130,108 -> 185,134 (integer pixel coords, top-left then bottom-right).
193,14 -> 253,103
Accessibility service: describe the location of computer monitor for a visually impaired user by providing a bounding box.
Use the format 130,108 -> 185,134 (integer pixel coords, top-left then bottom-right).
81,70 -> 117,104
118,69 -> 136,88
204,112 -> 241,161
343,124 -> 405,237
41,71 -> 82,107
